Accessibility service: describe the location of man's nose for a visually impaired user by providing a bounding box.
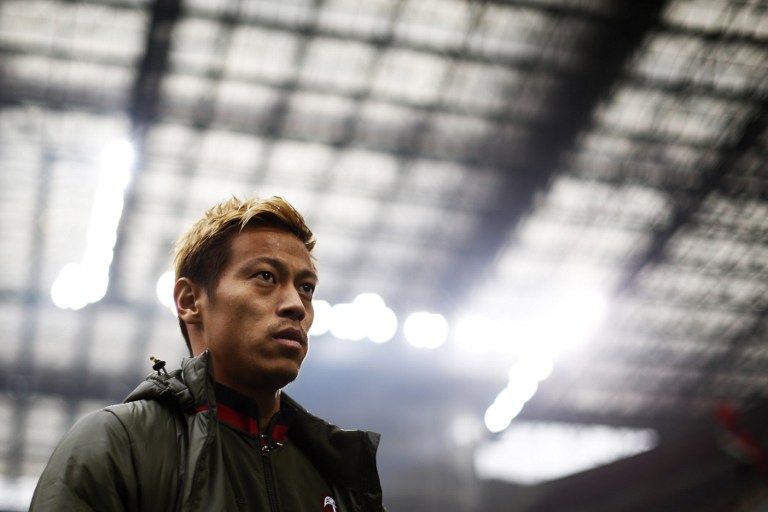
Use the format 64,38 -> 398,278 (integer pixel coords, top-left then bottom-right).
277,286 -> 306,321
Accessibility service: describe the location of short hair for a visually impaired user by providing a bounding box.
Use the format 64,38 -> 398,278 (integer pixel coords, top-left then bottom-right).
173,196 -> 316,354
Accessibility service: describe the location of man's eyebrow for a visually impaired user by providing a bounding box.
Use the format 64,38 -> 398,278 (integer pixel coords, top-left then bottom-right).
244,256 -> 318,281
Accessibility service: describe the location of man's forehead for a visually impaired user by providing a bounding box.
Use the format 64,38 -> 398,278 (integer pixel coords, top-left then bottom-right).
230,227 -> 316,273
233,225 -> 308,250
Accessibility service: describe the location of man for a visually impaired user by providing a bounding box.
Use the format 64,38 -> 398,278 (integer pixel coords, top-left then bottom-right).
30,196 -> 385,511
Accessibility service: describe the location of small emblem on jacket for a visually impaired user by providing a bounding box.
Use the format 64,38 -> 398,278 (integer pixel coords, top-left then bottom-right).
323,495 -> 337,512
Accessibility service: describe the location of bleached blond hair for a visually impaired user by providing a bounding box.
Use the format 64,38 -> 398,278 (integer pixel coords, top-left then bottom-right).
173,196 -> 315,353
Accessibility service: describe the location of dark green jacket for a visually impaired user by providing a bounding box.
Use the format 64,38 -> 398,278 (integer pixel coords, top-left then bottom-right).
30,352 -> 385,511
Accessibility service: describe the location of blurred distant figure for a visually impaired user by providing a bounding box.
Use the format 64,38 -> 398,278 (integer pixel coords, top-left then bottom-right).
30,196 -> 385,511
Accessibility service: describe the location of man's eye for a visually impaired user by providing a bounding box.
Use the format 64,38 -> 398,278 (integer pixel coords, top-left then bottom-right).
299,283 -> 315,296
254,271 -> 274,282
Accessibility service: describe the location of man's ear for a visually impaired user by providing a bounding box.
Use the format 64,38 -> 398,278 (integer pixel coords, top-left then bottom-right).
174,277 -> 204,326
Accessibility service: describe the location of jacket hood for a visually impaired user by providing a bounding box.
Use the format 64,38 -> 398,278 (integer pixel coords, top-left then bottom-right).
124,352 -> 214,412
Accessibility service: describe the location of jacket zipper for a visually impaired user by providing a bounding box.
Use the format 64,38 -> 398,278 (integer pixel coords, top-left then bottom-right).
260,427 -> 281,512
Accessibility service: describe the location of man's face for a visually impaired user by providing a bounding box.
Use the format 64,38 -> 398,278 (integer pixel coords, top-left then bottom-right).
197,226 -> 317,394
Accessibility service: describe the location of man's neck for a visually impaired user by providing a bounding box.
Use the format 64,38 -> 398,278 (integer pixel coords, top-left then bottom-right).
255,389 -> 281,431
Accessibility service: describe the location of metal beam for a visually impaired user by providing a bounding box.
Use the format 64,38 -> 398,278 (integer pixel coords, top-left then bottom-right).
107,0 -> 183,297
605,78 -> 768,410
5,150 -> 54,478
128,0 -> 183,132
67,0 -> 611,71
16,4 -> 188,463
0,46 -> 546,129
438,1 -> 670,313
614,96 -> 768,297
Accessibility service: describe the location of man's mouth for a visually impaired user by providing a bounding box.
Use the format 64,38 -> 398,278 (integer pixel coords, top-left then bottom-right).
273,327 -> 305,347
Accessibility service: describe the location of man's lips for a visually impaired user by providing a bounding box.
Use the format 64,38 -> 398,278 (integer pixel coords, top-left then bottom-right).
273,327 -> 306,347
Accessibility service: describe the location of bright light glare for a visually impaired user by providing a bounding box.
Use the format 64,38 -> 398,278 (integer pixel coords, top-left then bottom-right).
51,263 -> 92,310
465,289 -> 608,436
403,312 -> 448,349
368,306 -> 397,344
156,270 -> 176,312
543,289 -> 607,353
353,292 -> 384,309
484,377 -> 540,433
484,399 -> 522,434
51,139 -> 136,310
475,421 -> 658,484
455,289 -> 607,356
354,293 -> 398,343
511,353 -> 553,383
327,293 -> 397,343
502,378 -> 538,405
330,303 -> 365,341
454,315 -> 530,355
100,139 -> 135,178
309,299 -> 332,336
455,315 -> 495,353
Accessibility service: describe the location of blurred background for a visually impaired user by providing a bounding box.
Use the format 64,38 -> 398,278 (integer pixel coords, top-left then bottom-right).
2,0 -> 768,510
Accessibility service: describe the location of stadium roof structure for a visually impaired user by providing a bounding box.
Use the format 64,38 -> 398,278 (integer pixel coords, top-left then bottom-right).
1,1 -> 768,510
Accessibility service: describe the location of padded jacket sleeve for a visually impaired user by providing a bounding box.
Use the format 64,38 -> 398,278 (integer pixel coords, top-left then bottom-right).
29,409 -> 139,512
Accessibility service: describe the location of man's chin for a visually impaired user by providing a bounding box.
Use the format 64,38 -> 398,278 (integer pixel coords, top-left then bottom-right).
263,365 -> 302,390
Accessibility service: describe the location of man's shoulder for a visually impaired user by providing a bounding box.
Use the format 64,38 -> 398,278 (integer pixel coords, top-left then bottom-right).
30,399 -> 184,511
57,399 -> 179,447
106,397 -> 184,434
